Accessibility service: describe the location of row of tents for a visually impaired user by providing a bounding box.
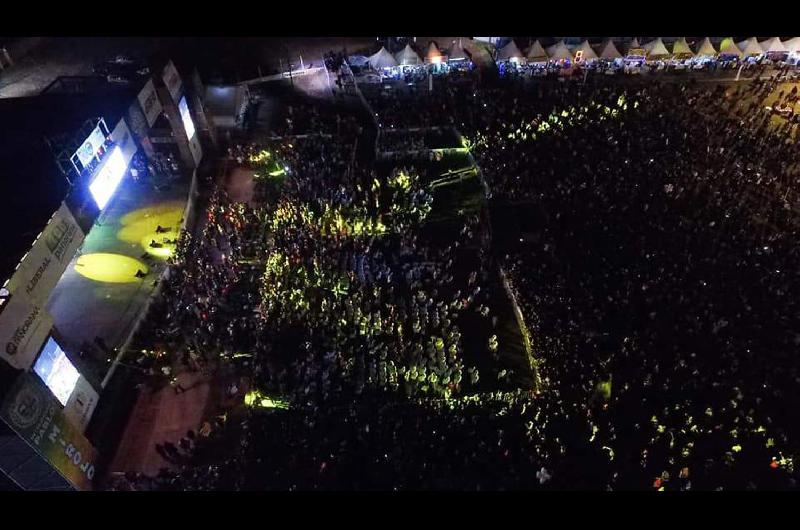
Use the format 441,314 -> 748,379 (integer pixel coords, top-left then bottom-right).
359,37 -> 800,71
363,40 -> 470,69
496,37 -> 800,63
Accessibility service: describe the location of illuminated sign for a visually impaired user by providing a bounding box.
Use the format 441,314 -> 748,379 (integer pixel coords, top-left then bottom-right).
88,146 -> 127,210
72,125 -> 108,172
33,337 -> 80,406
178,96 -> 195,140
575,50 -> 584,62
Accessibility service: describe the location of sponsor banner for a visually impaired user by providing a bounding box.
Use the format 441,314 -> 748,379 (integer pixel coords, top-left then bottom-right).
5,203 -> 84,306
0,295 -> 52,370
1,373 -> 98,490
63,375 -> 99,433
162,60 -> 183,104
109,118 -> 137,167
137,79 -> 163,128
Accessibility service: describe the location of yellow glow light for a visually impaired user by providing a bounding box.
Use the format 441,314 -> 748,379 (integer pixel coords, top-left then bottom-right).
75,253 -> 149,283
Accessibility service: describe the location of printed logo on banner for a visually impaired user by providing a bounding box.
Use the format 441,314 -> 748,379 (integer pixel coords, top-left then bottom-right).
137,80 -> 163,128
163,61 -> 183,103
1,374 -> 99,490
6,382 -> 46,431
4,302 -> 41,357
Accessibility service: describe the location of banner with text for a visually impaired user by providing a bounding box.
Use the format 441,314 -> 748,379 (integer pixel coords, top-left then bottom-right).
1,373 -> 98,490
5,203 -> 84,307
137,79 -> 163,128
0,294 -> 53,370
63,375 -> 99,433
162,60 -> 183,104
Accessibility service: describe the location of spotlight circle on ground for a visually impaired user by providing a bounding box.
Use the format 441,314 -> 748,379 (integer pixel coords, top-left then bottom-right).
75,253 -> 149,283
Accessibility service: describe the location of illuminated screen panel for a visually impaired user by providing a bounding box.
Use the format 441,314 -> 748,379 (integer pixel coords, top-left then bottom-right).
89,146 -> 127,210
178,96 -> 195,140
33,336 -> 80,406
75,125 -> 107,170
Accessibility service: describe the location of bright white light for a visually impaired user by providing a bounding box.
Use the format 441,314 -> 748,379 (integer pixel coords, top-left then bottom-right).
34,337 -> 80,406
179,96 -> 196,140
89,146 -> 126,210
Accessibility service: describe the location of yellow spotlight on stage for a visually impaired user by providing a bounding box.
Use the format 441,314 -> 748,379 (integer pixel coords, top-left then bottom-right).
117,202 -> 184,246
141,230 -> 179,259
75,253 -> 149,283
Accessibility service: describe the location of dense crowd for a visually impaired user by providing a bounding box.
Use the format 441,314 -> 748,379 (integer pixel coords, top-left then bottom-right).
117,63 -> 800,490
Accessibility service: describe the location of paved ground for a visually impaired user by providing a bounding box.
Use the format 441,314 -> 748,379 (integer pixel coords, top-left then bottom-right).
0,37 -> 161,98
107,369 -> 242,477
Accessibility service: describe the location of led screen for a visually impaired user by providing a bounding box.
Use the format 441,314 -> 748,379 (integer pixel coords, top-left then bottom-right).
179,96 -> 196,140
89,146 -> 126,210
33,336 -> 80,406
75,125 -> 107,171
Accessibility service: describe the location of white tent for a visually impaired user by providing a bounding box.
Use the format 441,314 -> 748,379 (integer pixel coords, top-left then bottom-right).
783,37 -> 800,54
719,37 -> 743,57
574,40 -> 599,61
694,37 -> 717,57
760,37 -> 787,53
395,43 -> 422,66
347,55 -> 370,67
547,40 -> 573,62
368,47 -> 398,69
425,42 -> 444,64
526,40 -> 548,62
626,37 -> 642,55
671,37 -> 694,57
448,39 -> 469,61
598,39 -> 622,60
737,37 -> 763,56
496,40 -> 524,63
644,37 -> 670,58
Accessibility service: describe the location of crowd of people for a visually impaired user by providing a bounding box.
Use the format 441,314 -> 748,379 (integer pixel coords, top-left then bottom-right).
116,60 -> 800,490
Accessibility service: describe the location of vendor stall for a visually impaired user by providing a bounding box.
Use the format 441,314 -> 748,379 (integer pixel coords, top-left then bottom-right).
496,40 -> 524,65
718,37 -> 743,60
573,40 -> 599,64
694,37 -> 718,58
598,39 -> 622,61
368,47 -> 399,71
525,40 -> 549,64
395,44 -> 422,67
760,37 -> 788,61
644,37 -> 670,61
547,40 -> 574,63
737,37 -> 764,57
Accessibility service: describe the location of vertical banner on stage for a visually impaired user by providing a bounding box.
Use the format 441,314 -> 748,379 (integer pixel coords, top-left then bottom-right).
5,203 -> 84,307
162,60 -> 183,104
1,373 -> 98,490
137,79 -> 163,128
0,295 -> 52,370
63,375 -> 99,433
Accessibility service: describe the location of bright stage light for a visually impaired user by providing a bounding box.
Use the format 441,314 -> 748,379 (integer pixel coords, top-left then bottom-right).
179,96 -> 196,140
34,337 -> 80,406
89,146 -> 127,210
